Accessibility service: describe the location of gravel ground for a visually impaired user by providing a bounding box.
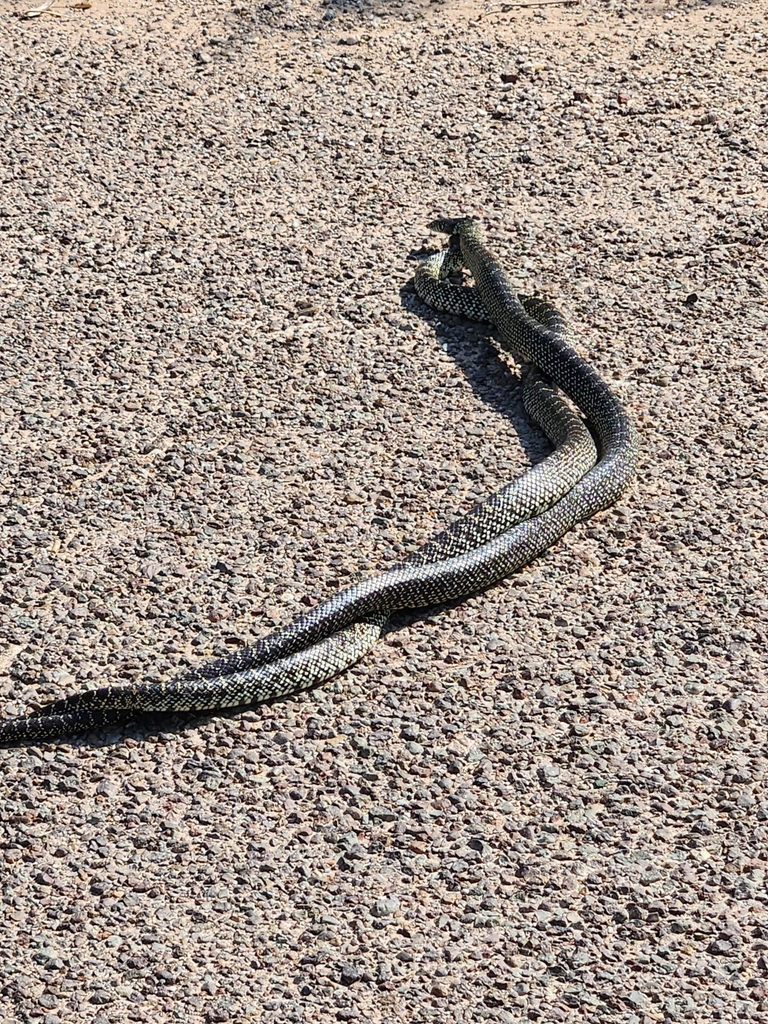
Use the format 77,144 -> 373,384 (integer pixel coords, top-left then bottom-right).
1,0 -> 767,1021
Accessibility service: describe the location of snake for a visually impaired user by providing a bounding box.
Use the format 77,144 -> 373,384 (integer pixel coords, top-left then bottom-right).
0,218 -> 637,745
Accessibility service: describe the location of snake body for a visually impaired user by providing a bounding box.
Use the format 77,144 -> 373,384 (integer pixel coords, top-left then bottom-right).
0,219 -> 636,745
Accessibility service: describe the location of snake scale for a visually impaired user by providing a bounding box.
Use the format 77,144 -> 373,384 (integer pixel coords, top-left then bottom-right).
0,218 -> 637,745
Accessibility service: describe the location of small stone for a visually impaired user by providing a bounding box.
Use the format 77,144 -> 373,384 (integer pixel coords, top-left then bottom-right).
90,991 -> 114,1006
207,1003 -> 234,1023
372,896 -> 400,918
340,964 -> 360,986
627,991 -> 650,1009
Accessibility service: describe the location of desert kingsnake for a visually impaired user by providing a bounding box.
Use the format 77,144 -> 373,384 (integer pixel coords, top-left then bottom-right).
0,218 -> 636,745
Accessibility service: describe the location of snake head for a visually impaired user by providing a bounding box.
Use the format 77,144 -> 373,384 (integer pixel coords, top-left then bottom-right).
427,217 -> 478,237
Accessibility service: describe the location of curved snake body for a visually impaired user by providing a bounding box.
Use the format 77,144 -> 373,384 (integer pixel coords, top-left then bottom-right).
0,219 -> 636,744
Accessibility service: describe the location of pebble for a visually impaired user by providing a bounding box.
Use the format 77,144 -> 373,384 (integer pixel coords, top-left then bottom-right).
372,896 -> 400,917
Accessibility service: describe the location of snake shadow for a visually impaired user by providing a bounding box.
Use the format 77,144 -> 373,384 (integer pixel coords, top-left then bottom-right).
399,262 -> 553,465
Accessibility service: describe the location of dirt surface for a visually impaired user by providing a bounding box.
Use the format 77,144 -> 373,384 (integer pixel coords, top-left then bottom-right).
1,0 -> 767,1021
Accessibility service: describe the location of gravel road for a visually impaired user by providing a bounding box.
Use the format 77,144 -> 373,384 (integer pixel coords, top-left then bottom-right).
1,0 -> 766,1021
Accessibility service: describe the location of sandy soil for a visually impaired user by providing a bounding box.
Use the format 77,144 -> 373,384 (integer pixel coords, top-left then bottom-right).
0,0 -> 766,1021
